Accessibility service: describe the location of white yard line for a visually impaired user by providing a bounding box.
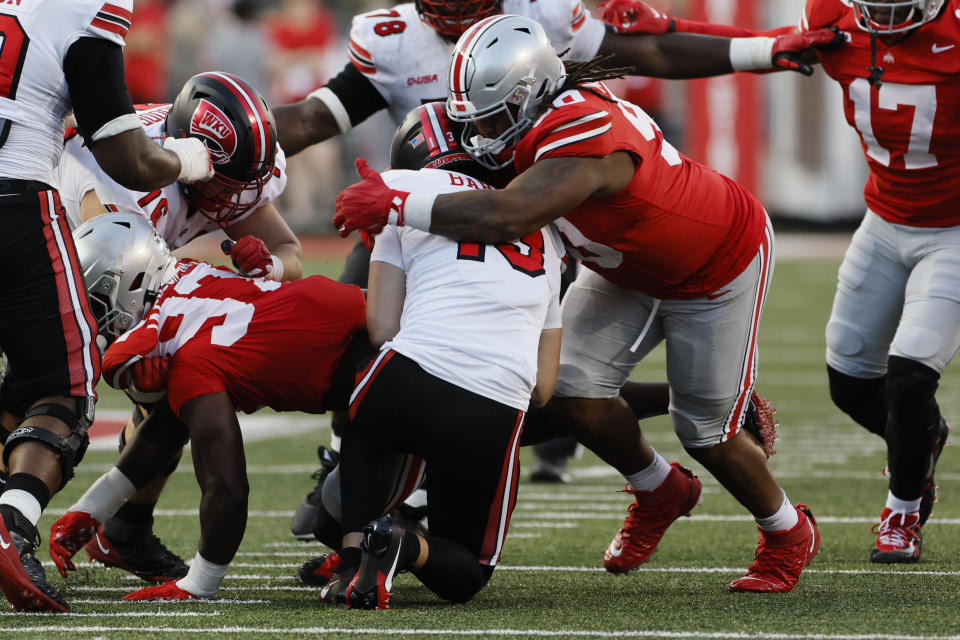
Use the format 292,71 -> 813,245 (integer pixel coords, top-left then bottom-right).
0,627 -> 955,639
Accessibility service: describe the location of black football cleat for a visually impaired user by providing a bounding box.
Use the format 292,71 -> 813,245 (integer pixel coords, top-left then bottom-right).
299,551 -> 341,587
85,519 -> 188,583
346,517 -> 410,610
291,446 -> 340,540
919,418 -> 951,527
0,506 -> 69,612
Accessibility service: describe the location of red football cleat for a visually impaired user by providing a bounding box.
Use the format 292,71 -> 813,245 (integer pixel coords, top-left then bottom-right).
603,462 -> 703,573
0,510 -> 69,612
122,580 -> 200,601
48,511 -> 101,578
870,508 -> 922,564
299,551 -> 342,587
728,503 -> 821,593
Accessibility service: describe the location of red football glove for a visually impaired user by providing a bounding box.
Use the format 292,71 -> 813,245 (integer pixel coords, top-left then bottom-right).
128,356 -> 171,393
230,235 -> 273,277
771,27 -> 844,76
49,511 -> 101,578
333,158 -> 410,238
599,0 -> 672,34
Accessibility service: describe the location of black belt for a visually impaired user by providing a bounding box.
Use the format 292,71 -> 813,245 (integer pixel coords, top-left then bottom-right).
0,179 -> 52,193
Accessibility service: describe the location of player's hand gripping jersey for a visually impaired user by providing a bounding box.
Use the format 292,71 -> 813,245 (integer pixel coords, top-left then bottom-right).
372,168 -> 564,411
54,104 -> 288,245
342,1 -> 605,124
804,0 -> 960,226
514,82 -> 766,298
101,261 -> 365,416
0,0 -> 131,184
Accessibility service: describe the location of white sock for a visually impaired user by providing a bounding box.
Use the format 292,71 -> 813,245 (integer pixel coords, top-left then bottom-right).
755,490 -> 799,532
625,452 -> 671,492
0,490 -> 42,527
329,433 -> 341,453
176,552 -> 229,597
886,491 -> 921,514
71,467 -> 136,523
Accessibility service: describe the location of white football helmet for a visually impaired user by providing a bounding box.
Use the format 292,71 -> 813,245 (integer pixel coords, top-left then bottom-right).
73,212 -> 177,343
446,14 -> 564,169
851,0 -> 945,33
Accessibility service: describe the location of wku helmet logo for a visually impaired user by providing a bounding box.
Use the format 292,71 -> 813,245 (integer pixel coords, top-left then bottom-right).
189,99 -> 237,165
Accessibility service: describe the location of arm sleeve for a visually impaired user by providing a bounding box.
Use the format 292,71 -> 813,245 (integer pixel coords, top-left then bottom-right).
369,225 -> 405,270
323,62 -> 390,128
63,37 -> 136,143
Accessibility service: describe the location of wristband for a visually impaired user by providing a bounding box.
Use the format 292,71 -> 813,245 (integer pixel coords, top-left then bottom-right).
265,255 -> 285,281
401,192 -> 436,231
729,37 -> 775,71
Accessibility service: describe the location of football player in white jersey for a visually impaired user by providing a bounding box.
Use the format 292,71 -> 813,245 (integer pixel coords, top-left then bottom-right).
314,103 -> 563,609
0,0 -> 213,613
33,72 -> 301,585
278,0 -> 840,534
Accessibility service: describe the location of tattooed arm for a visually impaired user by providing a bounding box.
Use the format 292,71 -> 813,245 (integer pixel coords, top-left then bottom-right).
428,152 -> 637,243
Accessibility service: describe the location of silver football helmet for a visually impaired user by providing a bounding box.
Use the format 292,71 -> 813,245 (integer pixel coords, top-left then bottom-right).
851,0 -> 945,33
446,14 -> 564,169
73,212 -> 177,343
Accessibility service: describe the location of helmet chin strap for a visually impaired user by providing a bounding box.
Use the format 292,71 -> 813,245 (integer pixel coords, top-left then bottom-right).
867,32 -> 885,89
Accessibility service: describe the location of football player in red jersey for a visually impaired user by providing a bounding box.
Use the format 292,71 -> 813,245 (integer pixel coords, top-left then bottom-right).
280,0 -> 836,536
45,213 -> 371,602
597,0 -> 955,565
335,16 -> 821,594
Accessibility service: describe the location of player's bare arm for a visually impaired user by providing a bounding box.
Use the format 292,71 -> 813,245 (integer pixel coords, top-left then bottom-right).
366,259 -> 406,347
273,100 -> 341,157
225,204 -> 303,281
181,392 -> 249,566
531,328 -> 562,409
431,152 -> 635,242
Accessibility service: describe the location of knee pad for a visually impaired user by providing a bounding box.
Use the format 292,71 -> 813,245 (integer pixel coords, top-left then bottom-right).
2,397 -> 94,489
886,356 -> 940,423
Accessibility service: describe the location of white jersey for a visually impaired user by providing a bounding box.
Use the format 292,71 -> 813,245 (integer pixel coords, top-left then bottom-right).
0,0 -> 131,184
371,168 -> 564,410
52,103 -> 288,247
346,1 -> 605,124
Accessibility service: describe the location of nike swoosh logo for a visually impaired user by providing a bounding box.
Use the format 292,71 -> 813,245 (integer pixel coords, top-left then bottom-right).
705,289 -> 732,300
384,538 -> 402,592
807,520 -> 816,554
608,544 -> 624,558
955,8 -> 960,19
932,43 -> 955,53
0,533 -> 10,550
95,533 -> 110,556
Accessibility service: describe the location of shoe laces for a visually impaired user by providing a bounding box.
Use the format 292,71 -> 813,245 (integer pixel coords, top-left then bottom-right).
872,512 -> 920,549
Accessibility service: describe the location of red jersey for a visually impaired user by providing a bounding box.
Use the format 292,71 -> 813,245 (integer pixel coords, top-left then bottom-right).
102,261 -> 366,417
804,0 -> 960,226
514,83 -> 766,299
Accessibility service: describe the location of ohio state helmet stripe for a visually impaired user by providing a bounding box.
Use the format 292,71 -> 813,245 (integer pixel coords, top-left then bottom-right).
571,3 -> 586,31
199,72 -> 269,167
450,15 -> 511,100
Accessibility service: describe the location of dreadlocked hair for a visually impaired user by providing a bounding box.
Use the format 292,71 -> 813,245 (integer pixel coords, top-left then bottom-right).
551,53 -> 636,104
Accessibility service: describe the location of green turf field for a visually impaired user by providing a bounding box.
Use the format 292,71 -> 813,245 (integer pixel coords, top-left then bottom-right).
4,253 -> 959,639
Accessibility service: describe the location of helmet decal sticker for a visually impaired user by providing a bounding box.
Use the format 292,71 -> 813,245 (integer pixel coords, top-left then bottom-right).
190,99 -> 238,165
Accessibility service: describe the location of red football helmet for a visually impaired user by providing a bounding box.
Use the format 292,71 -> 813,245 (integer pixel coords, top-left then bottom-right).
416,0 -> 502,38
165,72 -> 278,226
